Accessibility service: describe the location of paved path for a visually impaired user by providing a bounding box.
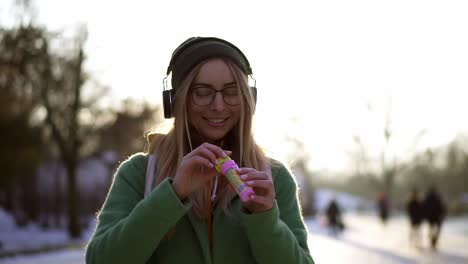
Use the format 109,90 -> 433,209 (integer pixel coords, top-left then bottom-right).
307,214 -> 468,264
1,214 -> 467,264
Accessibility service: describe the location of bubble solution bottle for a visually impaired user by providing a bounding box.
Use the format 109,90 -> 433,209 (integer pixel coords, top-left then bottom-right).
215,156 -> 255,202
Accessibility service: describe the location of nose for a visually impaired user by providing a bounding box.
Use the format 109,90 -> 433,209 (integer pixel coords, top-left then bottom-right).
210,91 -> 226,111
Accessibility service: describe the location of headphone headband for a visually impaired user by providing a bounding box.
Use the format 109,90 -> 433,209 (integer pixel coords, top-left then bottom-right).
167,37 -> 252,90
167,37 -> 252,75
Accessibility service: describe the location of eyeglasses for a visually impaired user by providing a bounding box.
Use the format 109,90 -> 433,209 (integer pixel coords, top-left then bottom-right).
190,86 -> 241,106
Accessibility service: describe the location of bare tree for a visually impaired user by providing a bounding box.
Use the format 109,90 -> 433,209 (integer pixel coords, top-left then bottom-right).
284,117 -> 316,215
1,20 -> 110,237
347,99 -> 426,204
98,99 -> 161,162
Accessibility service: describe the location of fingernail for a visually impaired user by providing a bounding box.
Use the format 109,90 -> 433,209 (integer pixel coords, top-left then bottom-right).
247,181 -> 254,185
250,195 -> 255,200
241,175 -> 247,180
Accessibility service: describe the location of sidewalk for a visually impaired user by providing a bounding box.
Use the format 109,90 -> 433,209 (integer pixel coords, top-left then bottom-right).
1,213 -> 467,264
306,213 -> 468,264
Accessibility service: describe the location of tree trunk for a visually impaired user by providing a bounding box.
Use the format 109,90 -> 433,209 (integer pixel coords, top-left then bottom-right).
53,162 -> 61,228
66,160 -> 81,238
4,182 -> 14,212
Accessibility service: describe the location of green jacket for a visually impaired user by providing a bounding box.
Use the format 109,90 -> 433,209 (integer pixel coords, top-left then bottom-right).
86,153 -> 314,264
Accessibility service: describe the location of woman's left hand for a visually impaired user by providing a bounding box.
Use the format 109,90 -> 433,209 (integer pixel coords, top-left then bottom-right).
237,168 -> 276,214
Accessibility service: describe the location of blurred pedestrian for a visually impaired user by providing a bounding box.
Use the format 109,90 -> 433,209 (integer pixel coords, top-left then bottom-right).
405,188 -> 424,248
325,197 -> 344,236
422,186 -> 446,250
376,192 -> 389,225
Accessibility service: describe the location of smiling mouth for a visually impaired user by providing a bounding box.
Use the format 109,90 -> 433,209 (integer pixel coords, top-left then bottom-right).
205,118 -> 228,125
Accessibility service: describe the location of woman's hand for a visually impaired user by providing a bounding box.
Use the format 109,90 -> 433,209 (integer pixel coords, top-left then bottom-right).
172,143 -> 229,200
237,168 -> 276,214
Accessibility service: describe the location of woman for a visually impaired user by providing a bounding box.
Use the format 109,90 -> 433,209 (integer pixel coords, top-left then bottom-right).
86,37 -> 314,264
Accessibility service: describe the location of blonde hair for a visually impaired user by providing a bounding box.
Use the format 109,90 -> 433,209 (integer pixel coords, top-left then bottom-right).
147,57 -> 267,219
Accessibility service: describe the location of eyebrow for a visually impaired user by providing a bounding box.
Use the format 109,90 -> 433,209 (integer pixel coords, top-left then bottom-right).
192,81 -> 237,88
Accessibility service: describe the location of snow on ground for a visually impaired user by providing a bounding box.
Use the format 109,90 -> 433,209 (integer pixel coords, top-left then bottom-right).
307,213 -> 468,264
0,208 -> 95,257
1,214 -> 467,264
1,190 -> 467,263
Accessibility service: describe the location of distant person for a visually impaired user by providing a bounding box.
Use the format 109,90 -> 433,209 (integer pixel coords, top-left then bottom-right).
85,37 -> 314,263
423,186 -> 446,250
325,197 -> 344,235
376,192 -> 389,225
405,188 -> 424,248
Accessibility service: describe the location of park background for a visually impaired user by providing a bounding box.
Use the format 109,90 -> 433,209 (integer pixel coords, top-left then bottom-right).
1,0 -> 467,263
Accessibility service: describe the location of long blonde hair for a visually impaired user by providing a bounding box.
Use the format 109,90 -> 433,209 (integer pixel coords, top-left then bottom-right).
147,57 -> 267,218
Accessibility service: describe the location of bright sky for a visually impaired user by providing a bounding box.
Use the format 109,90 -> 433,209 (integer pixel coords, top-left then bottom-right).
2,0 -> 468,173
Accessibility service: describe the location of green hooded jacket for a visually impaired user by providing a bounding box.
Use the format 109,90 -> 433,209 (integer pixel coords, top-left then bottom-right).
86,153 -> 314,264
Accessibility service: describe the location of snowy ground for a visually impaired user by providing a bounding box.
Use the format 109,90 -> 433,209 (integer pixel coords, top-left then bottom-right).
307,213 -> 468,264
1,212 -> 467,264
0,208 -> 95,257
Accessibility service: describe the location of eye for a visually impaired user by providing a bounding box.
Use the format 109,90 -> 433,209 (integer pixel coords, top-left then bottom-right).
223,87 -> 238,96
193,87 -> 213,96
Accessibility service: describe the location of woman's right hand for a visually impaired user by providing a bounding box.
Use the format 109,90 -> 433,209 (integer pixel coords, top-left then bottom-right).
172,143 -> 229,200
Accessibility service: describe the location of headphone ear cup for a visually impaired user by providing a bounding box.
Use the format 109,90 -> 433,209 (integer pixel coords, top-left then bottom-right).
162,90 -> 174,118
250,86 -> 257,104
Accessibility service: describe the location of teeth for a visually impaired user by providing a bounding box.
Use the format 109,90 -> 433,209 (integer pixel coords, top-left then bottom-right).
209,119 -> 224,123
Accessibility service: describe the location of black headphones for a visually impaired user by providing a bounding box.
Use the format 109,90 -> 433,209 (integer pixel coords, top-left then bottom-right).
162,37 -> 257,119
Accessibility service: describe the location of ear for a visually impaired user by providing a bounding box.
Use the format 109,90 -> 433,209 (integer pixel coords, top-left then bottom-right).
162,89 -> 174,118
250,86 -> 257,103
